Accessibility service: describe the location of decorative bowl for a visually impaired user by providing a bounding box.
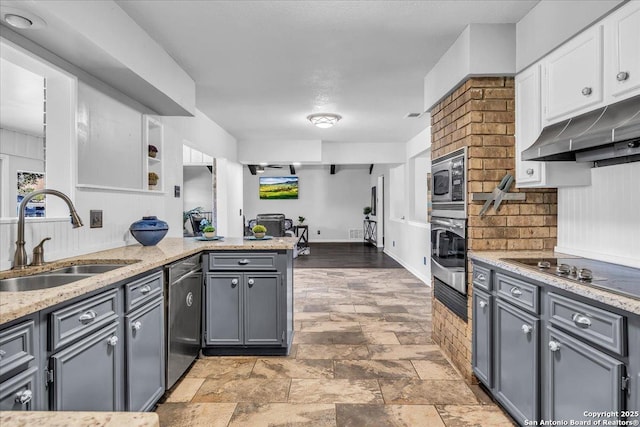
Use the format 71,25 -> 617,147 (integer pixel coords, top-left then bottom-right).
253,232 -> 266,239
129,216 -> 169,246
203,231 -> 216,238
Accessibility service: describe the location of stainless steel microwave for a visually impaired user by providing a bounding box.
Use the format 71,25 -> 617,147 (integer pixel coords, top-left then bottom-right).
431,148 -> 466,218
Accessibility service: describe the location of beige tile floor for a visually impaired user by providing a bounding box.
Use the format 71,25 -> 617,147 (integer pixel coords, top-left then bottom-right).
155,268 -> 515,426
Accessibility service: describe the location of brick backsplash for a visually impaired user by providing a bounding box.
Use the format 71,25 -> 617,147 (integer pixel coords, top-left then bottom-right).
430,77 -> 558,383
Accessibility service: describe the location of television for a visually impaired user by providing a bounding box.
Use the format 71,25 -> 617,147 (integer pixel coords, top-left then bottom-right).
259,176 -> 299,199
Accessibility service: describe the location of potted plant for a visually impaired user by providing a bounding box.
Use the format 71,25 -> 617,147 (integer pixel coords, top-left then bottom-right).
252,224 -> 267,239
148,144 -> 158,158
148,172 -> 159,189
298,216 -> 306,224
363,206 -> 372,219
202,224 -> 216,239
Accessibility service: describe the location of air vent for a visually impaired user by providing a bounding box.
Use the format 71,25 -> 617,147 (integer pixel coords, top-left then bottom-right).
349,229 -> 364,240
404,112 -> 423,119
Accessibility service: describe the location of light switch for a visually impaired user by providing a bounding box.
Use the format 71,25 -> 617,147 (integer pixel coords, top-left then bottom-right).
90,210 -> 103,228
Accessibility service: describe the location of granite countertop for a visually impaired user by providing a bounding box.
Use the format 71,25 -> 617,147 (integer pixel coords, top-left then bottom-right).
0,410 -> 159,426
470,251 -> 640,316
0,237 -> 297,325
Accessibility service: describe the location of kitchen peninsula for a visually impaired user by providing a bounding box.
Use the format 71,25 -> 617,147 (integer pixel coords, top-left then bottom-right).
0,237 -> 296,414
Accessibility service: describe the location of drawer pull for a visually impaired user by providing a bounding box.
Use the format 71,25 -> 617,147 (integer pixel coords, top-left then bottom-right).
476,273 -> 486,282
479,300 -> 487,309
139,285 -> 152,295
238,259 -> 250,265
78,310 -> 97,324
526,168 -> 534,176
510,287 -> 523,297
581,87 -> 592,96
248,278 -> 255,288
15,390 -> 32,405
572,313 -> 592,328
231,279 -> 238,287
107,336 -> 119,347
521,324 -> 533,334
548,340 -> 561,352
616,71 -> 629,82
0,349 -> 6,359
132,321 -> 142,331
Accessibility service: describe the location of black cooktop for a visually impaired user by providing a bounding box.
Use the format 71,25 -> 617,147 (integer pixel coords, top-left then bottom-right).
501,257 -> 640,300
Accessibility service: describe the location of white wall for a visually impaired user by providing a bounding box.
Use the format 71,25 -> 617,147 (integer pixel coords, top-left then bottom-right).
371,128 -> 432,284
557,162 -> 640,268
516,0 -> 623,72
183,166 -> 213,213
243,166 -> 370,241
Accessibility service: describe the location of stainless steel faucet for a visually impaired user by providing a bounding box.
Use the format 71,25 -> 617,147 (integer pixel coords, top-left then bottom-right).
13,189 -> 83,269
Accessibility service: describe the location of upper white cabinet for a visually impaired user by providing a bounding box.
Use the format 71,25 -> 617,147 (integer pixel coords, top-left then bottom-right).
515,65 -> 591,188
542,25 -> 604,125
604,1 -> 640,101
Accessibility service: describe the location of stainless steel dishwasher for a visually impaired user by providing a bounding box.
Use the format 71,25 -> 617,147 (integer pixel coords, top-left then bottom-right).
166,253 -> 202,389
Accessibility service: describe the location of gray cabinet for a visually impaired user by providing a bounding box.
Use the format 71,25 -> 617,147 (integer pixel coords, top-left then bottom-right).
0,367 -> 38,411
472,288 -> 492,387
205,273 -> 282,346
494,299 -> 540,424
203,250 -> 293,355
205,273 -> 243,345
245,274 -> 281,344
547,326 -> 624,422
50,322 -> 121,411
0,317 -> 40,411
125,296 -> 164,412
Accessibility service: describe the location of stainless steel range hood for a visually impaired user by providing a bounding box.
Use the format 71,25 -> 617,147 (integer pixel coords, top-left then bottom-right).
522,95 -> 640,166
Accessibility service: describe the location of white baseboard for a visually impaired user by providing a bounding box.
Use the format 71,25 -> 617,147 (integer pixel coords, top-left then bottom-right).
383,249 -> 431,286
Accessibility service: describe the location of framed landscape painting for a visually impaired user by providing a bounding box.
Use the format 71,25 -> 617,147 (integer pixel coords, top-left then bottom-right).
259,176 -> 299,199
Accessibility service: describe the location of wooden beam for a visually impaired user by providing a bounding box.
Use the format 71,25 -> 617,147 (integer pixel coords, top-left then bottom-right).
369,164 -> 374,175
330,164 -> 336,175
289,165 -> 296,175
248,164 -> 257,175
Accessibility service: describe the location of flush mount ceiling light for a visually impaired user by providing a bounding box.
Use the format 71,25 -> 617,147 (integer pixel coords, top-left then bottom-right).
1,8 -> 46,29
307,113 -> 342,129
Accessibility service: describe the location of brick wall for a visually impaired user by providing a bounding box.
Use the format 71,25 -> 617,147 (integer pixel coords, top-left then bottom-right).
430,77 -> 557,383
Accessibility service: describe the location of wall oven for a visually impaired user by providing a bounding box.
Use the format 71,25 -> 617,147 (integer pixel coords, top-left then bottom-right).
431,216 -> 468,320
431,148 -> 466,219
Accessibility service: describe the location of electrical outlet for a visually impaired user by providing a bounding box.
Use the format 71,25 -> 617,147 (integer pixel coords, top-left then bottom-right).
423,256 -> 427,265
317,230 -> 320,235
174,185 -> 181,197
90,210 -> 103,228
393,241 -> 395,247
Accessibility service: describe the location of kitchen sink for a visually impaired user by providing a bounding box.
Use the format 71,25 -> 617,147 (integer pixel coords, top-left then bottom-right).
0,274 -> 94,292
48,264 -> 130,275
0,262 -> 135,292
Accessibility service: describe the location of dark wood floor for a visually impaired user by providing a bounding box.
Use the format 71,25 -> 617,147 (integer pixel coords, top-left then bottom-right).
294,242 -> 402,269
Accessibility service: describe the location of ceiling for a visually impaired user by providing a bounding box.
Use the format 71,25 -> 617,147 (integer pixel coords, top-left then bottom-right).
116,0 -> 538,144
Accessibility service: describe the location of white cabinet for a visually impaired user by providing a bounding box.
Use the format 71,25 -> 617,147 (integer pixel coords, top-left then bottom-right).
143,116 -> 163,192
604,1 -> 640,101
542,25 -> 604,125
515,65 -> 591,188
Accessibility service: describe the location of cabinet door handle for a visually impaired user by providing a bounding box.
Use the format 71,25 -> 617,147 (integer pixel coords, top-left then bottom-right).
248,278 -> 255,288
78,310 -> 97,324
616,71 -> 629,81
521,324 -> 533,334
107,336 -> 119,347
15,390 -> 32,405
139,285 -> 152,295
231,278 -> 238,287
548,340 -> 561,352
510,287 -> 523,297
479,300 -> 487,309
581,87 -> 592,96
526,168 -> 535,176
132,321 -> 142,331
238,259 -> 250,265
0,349 -> 6,359
571,313 -> 591,328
